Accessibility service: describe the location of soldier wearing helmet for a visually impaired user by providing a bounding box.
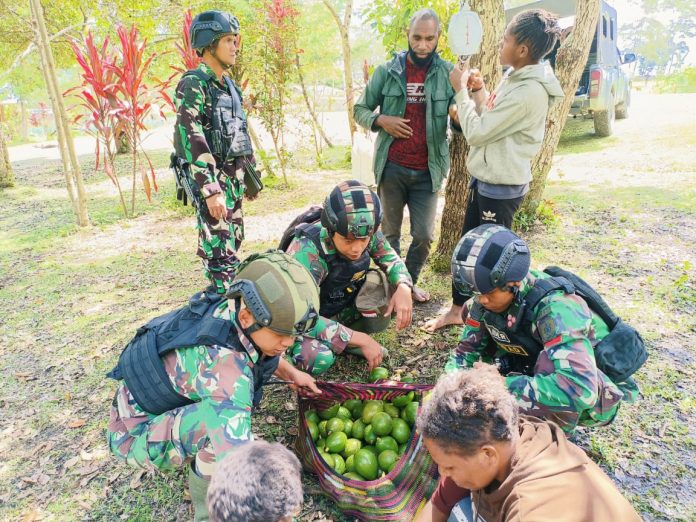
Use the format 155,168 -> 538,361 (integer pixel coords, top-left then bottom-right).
283,180 -> 415,375
106,252 -> 321,520
444,224 -> 639,432
173,10 -> 256,294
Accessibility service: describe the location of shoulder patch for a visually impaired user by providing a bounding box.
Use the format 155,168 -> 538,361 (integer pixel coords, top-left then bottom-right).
537,313 -> 559,344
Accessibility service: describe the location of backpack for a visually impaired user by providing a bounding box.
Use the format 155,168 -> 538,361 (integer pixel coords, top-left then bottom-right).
523,266 -> 648,383
278,205 -> 323,251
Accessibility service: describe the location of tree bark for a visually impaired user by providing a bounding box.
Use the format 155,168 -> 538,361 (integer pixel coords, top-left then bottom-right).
0,106 -> 15,188
322,0 -> 356,141
295,53 -> 333,148
433,0 -> 505,268
520,0 -> 600,217
30,0 -> 89,226
19,100 -> 28,142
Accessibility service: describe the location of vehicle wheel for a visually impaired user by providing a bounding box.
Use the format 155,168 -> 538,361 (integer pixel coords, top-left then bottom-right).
616,90 -> 630,119
593,103 -> 615,137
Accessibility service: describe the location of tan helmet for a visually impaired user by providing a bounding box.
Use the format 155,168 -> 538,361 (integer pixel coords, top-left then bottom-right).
227,251 -> 320,336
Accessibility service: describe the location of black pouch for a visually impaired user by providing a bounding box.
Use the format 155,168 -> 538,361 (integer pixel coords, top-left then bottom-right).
594,319 -> 648,383
243,161 -> 264,198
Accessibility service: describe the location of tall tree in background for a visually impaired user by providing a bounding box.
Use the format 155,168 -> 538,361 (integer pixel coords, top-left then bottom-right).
322,0 -> 357,141
0,106 -> 14,188
520,0 -> 600,217
30,0 -> 89,226
434,0 -> 505,266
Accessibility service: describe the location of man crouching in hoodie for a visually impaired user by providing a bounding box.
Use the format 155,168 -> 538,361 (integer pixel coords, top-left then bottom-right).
414,366 -> 641,522
425,9 -> 565,333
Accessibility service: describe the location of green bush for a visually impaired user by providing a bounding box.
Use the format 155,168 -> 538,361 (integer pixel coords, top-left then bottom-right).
654,67 -> 696,94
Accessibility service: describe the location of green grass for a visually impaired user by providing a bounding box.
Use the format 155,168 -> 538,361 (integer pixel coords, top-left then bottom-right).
1,130 -> 695,521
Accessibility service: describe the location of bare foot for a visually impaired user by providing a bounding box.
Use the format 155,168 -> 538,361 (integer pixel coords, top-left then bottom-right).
412,285 -> 431,303
423,305 -> 465,334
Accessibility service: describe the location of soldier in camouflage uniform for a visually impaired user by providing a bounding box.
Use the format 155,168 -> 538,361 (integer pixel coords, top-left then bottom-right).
284,180 -> 414,375
107,251 -> 321,521
443,225 -> 639,432
173,11 -> 255,293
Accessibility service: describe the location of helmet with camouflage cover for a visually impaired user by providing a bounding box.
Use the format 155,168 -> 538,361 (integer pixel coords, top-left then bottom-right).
190,11 -> 240,50
321,180 -> 382,239
226,251 -> 320,336
452,224 -> 530,295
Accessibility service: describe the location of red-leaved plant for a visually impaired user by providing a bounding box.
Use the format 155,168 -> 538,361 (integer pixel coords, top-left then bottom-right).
172,9 -> 202,74
67,31 -> 129,216
108,24 -> 170,215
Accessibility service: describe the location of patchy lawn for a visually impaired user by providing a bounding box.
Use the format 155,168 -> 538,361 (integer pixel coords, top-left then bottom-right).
1,94 -> 694,521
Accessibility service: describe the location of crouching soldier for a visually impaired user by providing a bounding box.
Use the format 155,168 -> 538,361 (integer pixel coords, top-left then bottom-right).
207,441 -> 303,522
106,251 -> 321,521
282,180 -> 415,375
444,224 -> 645,432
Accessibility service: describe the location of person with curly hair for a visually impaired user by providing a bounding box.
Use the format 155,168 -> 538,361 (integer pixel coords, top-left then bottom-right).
415,366 -> 641,522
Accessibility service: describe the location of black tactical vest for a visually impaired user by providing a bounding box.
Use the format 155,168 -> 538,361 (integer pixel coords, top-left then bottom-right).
295,223 -> 371,318
183,69 -> 252,163
107,290 -> 278,414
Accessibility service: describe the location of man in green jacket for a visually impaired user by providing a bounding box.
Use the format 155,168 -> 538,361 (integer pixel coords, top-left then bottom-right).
354,8 -> 456,303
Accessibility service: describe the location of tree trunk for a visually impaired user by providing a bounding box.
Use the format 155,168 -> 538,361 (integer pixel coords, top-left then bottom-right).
30,0 -> 89,226
295,53 -> 333,148
322,0 -> 356,141
0,106 -> 14,188
247,120 -> 276,178
116,128 -> 132,154
432,0 -> 505,269
520,0 -> 600,218
19,100 -> 28,142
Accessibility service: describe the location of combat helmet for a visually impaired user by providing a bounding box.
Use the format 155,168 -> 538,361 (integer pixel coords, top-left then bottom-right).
190,11 -> 240,50
226,251 -> 320,336
321,180 -> 382,238
451,224 -> 530,295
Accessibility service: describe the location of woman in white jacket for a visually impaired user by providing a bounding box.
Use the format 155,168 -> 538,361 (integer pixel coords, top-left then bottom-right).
425,8 -> 565,333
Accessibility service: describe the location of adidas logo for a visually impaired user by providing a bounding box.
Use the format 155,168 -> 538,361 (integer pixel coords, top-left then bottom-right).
482,210 -> 497,222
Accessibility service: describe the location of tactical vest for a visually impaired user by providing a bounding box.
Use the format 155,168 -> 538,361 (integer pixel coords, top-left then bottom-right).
478,277 -> 577,375
294,222 -> 371,318
107,290 -> 278,415
182,69 -> 252,163
479,268 -> 646,383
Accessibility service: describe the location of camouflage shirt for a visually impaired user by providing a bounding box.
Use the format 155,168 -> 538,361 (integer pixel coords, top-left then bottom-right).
173,63 -> 248,198
286,223 -> 412,352
445,270 -> 638,431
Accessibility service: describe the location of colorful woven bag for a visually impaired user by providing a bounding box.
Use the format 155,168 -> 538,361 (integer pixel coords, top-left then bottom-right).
296,381 -> 439,521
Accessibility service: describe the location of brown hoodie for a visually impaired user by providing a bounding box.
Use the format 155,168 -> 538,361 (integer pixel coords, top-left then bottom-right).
431,416 -> 641,521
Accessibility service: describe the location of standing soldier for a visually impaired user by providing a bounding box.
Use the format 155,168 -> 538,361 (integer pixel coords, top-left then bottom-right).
173,10 -> 255,294
106,251 -> 321,521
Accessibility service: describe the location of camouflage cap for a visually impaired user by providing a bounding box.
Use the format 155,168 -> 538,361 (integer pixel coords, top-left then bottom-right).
228,251 -> 320,336
321,180 -> 382,238
452,224 -> 530,295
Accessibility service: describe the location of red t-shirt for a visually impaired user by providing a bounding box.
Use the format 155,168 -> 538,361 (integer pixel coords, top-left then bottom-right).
431,476 -> 470,515
386,59 -> 430,171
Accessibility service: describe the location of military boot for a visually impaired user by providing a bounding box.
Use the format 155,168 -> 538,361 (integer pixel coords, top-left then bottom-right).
188,464 -> 210,522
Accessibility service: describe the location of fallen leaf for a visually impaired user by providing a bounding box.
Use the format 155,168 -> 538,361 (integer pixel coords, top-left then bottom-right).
80,448 -> 109,461
284,401 -> 296,411
265,415 -> 277,424
20,508 -> 44,522
15,372 -> 37,382
68,419 -> 86,429
64,456 -> 80,470
287,427 -> 299,436
107,471 -> 121,485
130,469 -> 147,489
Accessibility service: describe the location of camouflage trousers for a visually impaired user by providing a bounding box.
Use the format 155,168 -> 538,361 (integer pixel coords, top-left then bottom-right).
107,345 -> 254,479
198,173 -> 245,294
290,306 -> 387,376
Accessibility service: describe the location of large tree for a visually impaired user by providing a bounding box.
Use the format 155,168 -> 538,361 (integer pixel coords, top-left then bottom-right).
519,0 -> 600,217
0,105 -> 14,188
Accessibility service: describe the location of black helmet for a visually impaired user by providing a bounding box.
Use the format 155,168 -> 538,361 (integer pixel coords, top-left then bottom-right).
451,224 -> 530,295
320,180 -> 382,238
190,11 -> 240,50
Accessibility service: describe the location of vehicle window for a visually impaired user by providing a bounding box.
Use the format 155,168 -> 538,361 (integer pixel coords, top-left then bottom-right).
610,18 -> 615,40
603,15 -> 608,38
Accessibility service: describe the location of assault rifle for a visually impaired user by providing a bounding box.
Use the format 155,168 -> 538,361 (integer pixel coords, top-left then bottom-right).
170,153 -> 212,241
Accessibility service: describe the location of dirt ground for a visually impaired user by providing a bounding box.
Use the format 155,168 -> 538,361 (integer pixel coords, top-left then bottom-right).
0,92 -> 694,521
